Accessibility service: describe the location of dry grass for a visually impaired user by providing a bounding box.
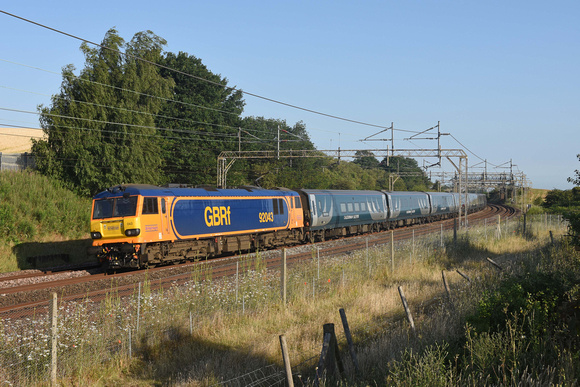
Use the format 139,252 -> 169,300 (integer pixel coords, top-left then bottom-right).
121,221 -> 566,386
2,216 -> 567,386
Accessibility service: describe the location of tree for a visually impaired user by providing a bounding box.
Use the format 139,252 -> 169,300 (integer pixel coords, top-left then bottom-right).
156,52 -> 245,185
32,29 -> 174,195
379,156 -> 432,191
353,150 -> 380,169
568,154 -> 580,186
565,154 -> 580,245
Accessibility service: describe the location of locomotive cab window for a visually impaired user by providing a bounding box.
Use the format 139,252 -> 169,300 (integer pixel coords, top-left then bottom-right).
142,197 -> 159,214
278,199 -> 284,214
114,197 -> 138,217
273,198 -> 279,215
161,199 -> 166,214
93,199 -> 114,219
93,196 -> 138,219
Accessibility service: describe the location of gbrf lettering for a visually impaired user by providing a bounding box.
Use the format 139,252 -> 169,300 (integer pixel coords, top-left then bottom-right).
204,206 -> 231,227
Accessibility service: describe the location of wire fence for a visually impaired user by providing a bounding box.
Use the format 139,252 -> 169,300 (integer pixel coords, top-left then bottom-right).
0,212 -> 568,385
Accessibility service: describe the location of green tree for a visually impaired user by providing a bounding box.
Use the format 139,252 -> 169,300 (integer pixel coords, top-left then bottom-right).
569,154 -> 580,186
226,117 -> 318,188
156,52 -> 245,185
565,155 -> 580,245
32,29 -> 174,195
542,189 -> 574,209
353,150 -> 380,169
380,156 -> 431,191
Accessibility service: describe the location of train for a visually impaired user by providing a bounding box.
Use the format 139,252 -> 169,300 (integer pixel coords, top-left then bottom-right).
87,185 -> 487,270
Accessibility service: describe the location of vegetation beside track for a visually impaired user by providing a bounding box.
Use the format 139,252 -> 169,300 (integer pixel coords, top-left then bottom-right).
128,215 -> 576,386
0,210 -> 570,385
0,170 -> 91,272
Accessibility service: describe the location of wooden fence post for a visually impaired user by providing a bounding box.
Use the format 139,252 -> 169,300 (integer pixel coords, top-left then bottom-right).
397,286 -> 415,334
339,308 -> 360,375
281,248 -> 287,305
279,335 -> 294,387
486,257 -> 503,271
314,323 -> 344,386
455,269 -> 471,283
391,230 -> 395,272
50,292 -> 58,386
441,271 -> 453,308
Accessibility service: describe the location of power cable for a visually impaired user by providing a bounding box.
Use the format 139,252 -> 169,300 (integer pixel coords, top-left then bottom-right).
0,11 -> 507,173
0,66 -> 315,139
449,134 -> 500,168
0,58 -> 240,118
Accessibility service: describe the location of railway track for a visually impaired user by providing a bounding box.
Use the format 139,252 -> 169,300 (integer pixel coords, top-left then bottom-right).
0,204 -> 517,317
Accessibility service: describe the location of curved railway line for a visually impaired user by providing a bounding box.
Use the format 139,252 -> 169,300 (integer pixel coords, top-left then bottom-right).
0,204 -> 517,318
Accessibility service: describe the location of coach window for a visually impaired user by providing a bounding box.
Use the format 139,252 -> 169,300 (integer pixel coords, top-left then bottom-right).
340,203 -> 347,213
142,197 -> 159,214
354,202 -> 360,212
347,203 -> 354,213
361,202 -> 367,211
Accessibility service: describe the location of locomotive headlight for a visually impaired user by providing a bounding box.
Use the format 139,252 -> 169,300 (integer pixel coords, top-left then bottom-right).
125,228 -> 141,237
91,232 -> 102,239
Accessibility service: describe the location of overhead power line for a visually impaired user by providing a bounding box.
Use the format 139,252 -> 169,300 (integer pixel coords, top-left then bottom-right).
0,11 -> 508,173
0,58 -> 239,118
449,133 -> 500,168
0,9 -> 395,131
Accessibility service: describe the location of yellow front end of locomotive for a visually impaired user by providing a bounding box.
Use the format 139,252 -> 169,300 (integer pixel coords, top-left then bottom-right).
90,216 -> 142,244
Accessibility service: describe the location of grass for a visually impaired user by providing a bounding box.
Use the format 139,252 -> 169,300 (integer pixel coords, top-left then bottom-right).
2,213 -> 575,386
0,170 -> 92,271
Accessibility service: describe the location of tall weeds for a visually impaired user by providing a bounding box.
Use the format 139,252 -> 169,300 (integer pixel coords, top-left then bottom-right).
0,171 -> 91,271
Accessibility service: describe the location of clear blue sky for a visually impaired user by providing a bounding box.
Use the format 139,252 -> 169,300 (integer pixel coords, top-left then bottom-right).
1,1 -> 578,189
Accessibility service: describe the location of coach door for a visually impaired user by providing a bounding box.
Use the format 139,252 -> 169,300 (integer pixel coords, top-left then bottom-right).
160,197 -> 169,237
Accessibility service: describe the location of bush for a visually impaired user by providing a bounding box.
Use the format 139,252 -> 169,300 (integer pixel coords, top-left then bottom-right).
468,272 -> 564,335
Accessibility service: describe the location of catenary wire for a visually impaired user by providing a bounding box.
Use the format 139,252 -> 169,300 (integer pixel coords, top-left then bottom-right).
0,12 -> 503,168
0,10 -> 403,131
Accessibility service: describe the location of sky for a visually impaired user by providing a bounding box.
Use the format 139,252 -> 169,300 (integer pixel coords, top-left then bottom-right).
1,1 -> 578,190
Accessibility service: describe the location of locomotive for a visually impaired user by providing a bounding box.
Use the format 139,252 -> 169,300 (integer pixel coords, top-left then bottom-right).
87,184 -> 486,270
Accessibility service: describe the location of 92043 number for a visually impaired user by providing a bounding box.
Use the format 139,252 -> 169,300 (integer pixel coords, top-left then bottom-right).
259,212 -> 274,223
